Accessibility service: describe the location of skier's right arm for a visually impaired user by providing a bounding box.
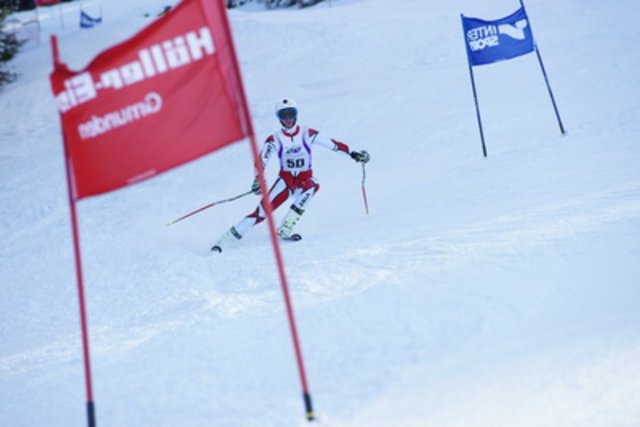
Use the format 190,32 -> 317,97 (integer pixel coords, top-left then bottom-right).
251,136 -> 277,194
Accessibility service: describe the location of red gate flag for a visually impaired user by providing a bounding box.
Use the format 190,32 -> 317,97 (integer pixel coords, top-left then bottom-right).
50,0 -> 247,199
50,1 -> 314,423
36,0 -> 60,6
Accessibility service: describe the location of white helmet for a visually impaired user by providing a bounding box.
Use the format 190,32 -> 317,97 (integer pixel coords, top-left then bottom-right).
275,98 -> 298,128
275,98 -> 298,115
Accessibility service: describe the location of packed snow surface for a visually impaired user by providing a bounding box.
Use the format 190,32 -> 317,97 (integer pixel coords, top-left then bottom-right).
1,0 -> 639,426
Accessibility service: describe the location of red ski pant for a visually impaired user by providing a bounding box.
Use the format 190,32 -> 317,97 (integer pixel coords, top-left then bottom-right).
233,170 -> 319,237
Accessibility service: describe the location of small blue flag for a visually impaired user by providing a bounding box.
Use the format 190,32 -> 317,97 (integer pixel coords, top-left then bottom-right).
80,10 -> 102,29
462,7 -> 534,66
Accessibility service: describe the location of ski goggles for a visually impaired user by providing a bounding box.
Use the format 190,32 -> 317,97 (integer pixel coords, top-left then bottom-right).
277,107 -> 297,121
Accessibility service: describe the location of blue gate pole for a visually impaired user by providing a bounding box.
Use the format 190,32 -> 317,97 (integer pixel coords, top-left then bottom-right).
461,14 -> 488,157
520,0 -> 566,135
534,46 -> 566,135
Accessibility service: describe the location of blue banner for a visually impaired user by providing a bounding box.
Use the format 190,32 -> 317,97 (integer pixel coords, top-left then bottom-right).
80,10 -> 102,29
462,7 -> 534,66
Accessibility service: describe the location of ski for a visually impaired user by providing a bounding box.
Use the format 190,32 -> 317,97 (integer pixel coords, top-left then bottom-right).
281,233 -> 302,242
211,233 -> 300,253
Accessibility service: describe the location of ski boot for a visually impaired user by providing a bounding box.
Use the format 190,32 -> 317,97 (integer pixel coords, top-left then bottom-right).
277,207 -> 303,242
211,226 -> 242,253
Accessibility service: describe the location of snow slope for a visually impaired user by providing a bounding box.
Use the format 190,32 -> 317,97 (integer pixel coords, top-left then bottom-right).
1,0 -> 640,426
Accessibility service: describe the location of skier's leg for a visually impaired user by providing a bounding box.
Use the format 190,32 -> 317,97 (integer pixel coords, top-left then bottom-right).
278,177 -> 320,238
293,176 -> 320,212
212,178 -> 290,251
234,178 -> 290,236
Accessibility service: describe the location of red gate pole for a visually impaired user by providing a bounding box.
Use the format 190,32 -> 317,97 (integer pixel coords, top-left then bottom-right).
212,2 -> 315,421
51,35 -> 96,427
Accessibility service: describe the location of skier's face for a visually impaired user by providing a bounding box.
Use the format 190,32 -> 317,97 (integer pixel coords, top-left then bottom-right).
277,108 -> 297,129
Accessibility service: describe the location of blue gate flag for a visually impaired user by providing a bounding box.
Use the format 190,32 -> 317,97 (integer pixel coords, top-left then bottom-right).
462,7 -> 534,66
80,10 -> 102,29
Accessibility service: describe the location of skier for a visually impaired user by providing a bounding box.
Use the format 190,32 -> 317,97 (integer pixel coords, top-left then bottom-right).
211,98 -> 370,253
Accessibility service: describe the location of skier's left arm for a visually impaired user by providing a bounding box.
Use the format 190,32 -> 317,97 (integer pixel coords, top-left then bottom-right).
308,128 -> 370,163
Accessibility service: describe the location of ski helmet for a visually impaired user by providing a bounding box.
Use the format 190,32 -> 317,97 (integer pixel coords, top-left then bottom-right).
275,98 -> 298,128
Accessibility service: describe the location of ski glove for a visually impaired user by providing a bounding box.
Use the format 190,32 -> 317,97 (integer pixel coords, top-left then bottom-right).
251,178 -> 262,195
350,150 -> 370,164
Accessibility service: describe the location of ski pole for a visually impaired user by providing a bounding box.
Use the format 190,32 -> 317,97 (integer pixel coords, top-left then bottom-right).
167,190 -> 253,226
361,163 -> 369,215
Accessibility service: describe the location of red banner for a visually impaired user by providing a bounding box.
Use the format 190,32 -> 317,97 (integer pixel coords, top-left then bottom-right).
50,0 -> 247,199
36,0 -> 60,6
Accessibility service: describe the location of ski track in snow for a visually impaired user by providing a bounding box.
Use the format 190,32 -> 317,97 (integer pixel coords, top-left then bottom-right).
2,182 -> 638,380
